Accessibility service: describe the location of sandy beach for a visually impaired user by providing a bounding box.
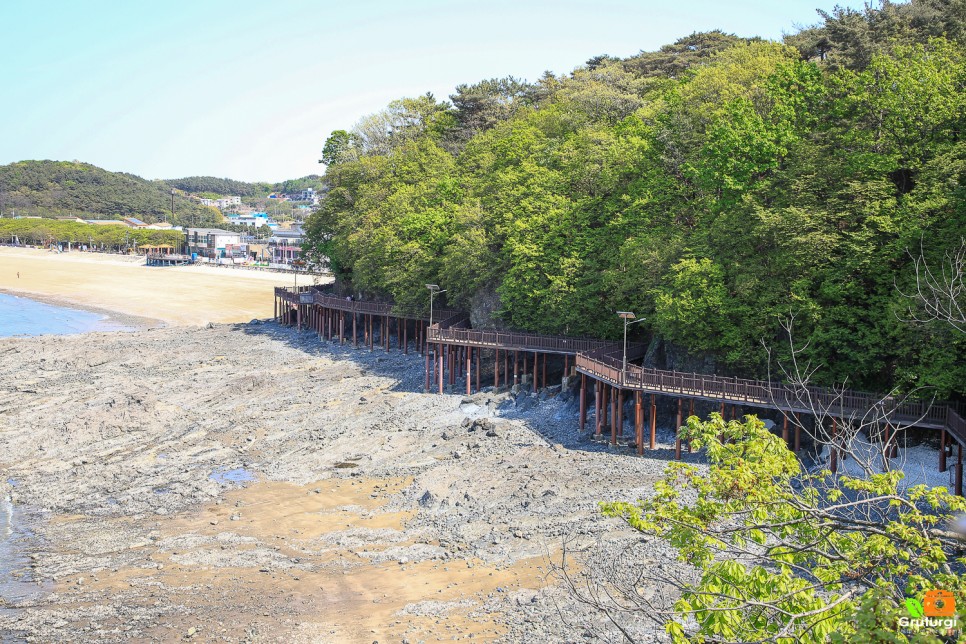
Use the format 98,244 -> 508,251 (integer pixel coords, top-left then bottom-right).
0,247 -> 328,326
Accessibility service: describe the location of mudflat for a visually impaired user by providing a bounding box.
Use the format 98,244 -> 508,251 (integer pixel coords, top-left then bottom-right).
0,322 -> 686,641
0,247 -> 326,326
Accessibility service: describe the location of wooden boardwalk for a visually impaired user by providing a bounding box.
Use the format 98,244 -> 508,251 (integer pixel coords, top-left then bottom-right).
272,286 -> 965,495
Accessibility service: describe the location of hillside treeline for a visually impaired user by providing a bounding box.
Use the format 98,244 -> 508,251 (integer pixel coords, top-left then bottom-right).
305,0 -> 966,397
166,175 -> 325,197
0,161 -> 221,227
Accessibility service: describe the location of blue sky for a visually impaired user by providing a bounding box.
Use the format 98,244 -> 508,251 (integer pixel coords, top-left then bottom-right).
0,0 -> 866,182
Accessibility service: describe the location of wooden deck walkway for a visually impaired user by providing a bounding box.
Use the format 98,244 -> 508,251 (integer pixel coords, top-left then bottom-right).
272,286 -> 965,494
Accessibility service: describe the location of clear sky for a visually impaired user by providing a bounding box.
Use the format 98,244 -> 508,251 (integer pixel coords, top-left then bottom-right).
0,0 -> 866,182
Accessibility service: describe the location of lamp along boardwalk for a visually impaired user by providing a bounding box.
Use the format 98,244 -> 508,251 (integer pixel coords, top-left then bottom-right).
274,286 -> 966,496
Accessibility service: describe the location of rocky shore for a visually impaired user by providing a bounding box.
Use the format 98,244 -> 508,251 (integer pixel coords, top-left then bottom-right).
0,322 -> 694,642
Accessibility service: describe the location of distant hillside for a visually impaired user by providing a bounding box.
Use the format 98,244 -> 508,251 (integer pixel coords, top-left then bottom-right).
166,175 -> 325,197
165,176 -> 270,197
0,160 -> 220,226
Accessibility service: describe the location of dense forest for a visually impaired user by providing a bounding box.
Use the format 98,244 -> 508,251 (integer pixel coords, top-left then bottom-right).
304,0 -> 966,399
0,161 -> 221,226
166,174 -> 324,197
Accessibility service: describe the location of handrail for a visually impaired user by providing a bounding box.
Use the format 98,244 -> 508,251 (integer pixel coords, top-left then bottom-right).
274,286 -> 457,321
575,349 -> 961,438
427,325 -> 613,355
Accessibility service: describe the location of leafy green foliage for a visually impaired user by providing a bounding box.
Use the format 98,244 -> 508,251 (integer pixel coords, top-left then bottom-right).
602,415 -> 966,642
0,218 -> 183,248
304,7 -> 966,397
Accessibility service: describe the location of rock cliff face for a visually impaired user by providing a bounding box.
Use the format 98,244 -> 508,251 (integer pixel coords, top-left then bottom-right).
643,335 -> 718,375
469,284 -> 505,330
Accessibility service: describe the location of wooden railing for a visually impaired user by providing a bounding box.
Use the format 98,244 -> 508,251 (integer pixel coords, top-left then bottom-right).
274,287 -> 457,321
274,286 -> 965,446
576,346 -> 963,440
948,409 -> 966,445
427,326 -> 614,355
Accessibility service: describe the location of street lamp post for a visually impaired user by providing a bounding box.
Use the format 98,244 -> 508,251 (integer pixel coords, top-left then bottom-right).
617,311 -> 646,383
426,284 -> 446,326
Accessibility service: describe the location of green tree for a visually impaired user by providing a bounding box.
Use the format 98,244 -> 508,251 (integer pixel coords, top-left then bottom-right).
597,414 -> 966,642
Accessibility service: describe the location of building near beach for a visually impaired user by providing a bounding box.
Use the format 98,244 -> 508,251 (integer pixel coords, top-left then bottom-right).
184,228 -> 244,259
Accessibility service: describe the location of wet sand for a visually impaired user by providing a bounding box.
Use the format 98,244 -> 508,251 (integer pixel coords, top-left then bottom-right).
0,247 -> 328,326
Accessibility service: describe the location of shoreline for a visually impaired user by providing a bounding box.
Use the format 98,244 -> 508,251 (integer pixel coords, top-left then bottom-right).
0,246 -> 322,326
0,287 -> 164,333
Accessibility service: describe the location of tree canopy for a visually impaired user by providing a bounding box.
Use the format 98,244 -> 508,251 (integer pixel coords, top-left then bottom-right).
304,1 -> 966,400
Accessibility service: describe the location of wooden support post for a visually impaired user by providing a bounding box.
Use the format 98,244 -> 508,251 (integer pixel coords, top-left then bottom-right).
450,346 -> 456,387
425,349 -> 431,392
352,313 -> 357,348
385,315 -> 390,352
514,351 -> 519,385
579,374 -> 587,432
466,347 -> 472,395
274,297 -> 277,321
494,349 -> 500,389
617,389 -> 624,439
635,392 -> 643,455
688,400 -> 695,453
610,387 -> 618,446
438,344 -> 444,394
404,321 -> 408,355
675,399 -> 682,460
532,352 -> 538,392
542,353 -> 547,390
564,355 -> 569,380
339,314 -> 344,344
782,415 -> 789,447
476,349 -> 481,392
939,430 -> 947,473
650,394 -> 657,450
594,382 -> 602,436
503,350 -> 508,388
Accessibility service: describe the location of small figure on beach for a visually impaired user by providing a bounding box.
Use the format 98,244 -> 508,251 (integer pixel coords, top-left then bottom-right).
17,272 -> 19,279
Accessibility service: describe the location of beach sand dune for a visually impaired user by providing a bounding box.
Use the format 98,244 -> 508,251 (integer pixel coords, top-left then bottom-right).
0,247 -> 328,326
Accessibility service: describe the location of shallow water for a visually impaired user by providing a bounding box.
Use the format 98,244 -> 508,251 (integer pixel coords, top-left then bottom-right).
209,467 -> 256,485
0,292 -> 131,337
0,494 -> 48,615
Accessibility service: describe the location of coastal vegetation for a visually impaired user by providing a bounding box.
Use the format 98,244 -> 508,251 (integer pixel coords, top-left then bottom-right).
0,218 -> 183,250
599,414 -> 966,642
304,0 -> 966,401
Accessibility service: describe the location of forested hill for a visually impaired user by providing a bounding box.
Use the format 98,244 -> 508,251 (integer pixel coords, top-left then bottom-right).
304,0 -> 966,398
165,175 -> 324,197
0,162 -> 326,225
0,160 -> 219,226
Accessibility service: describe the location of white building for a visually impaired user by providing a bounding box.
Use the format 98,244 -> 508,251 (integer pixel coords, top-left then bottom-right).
184,228 -> 244,259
